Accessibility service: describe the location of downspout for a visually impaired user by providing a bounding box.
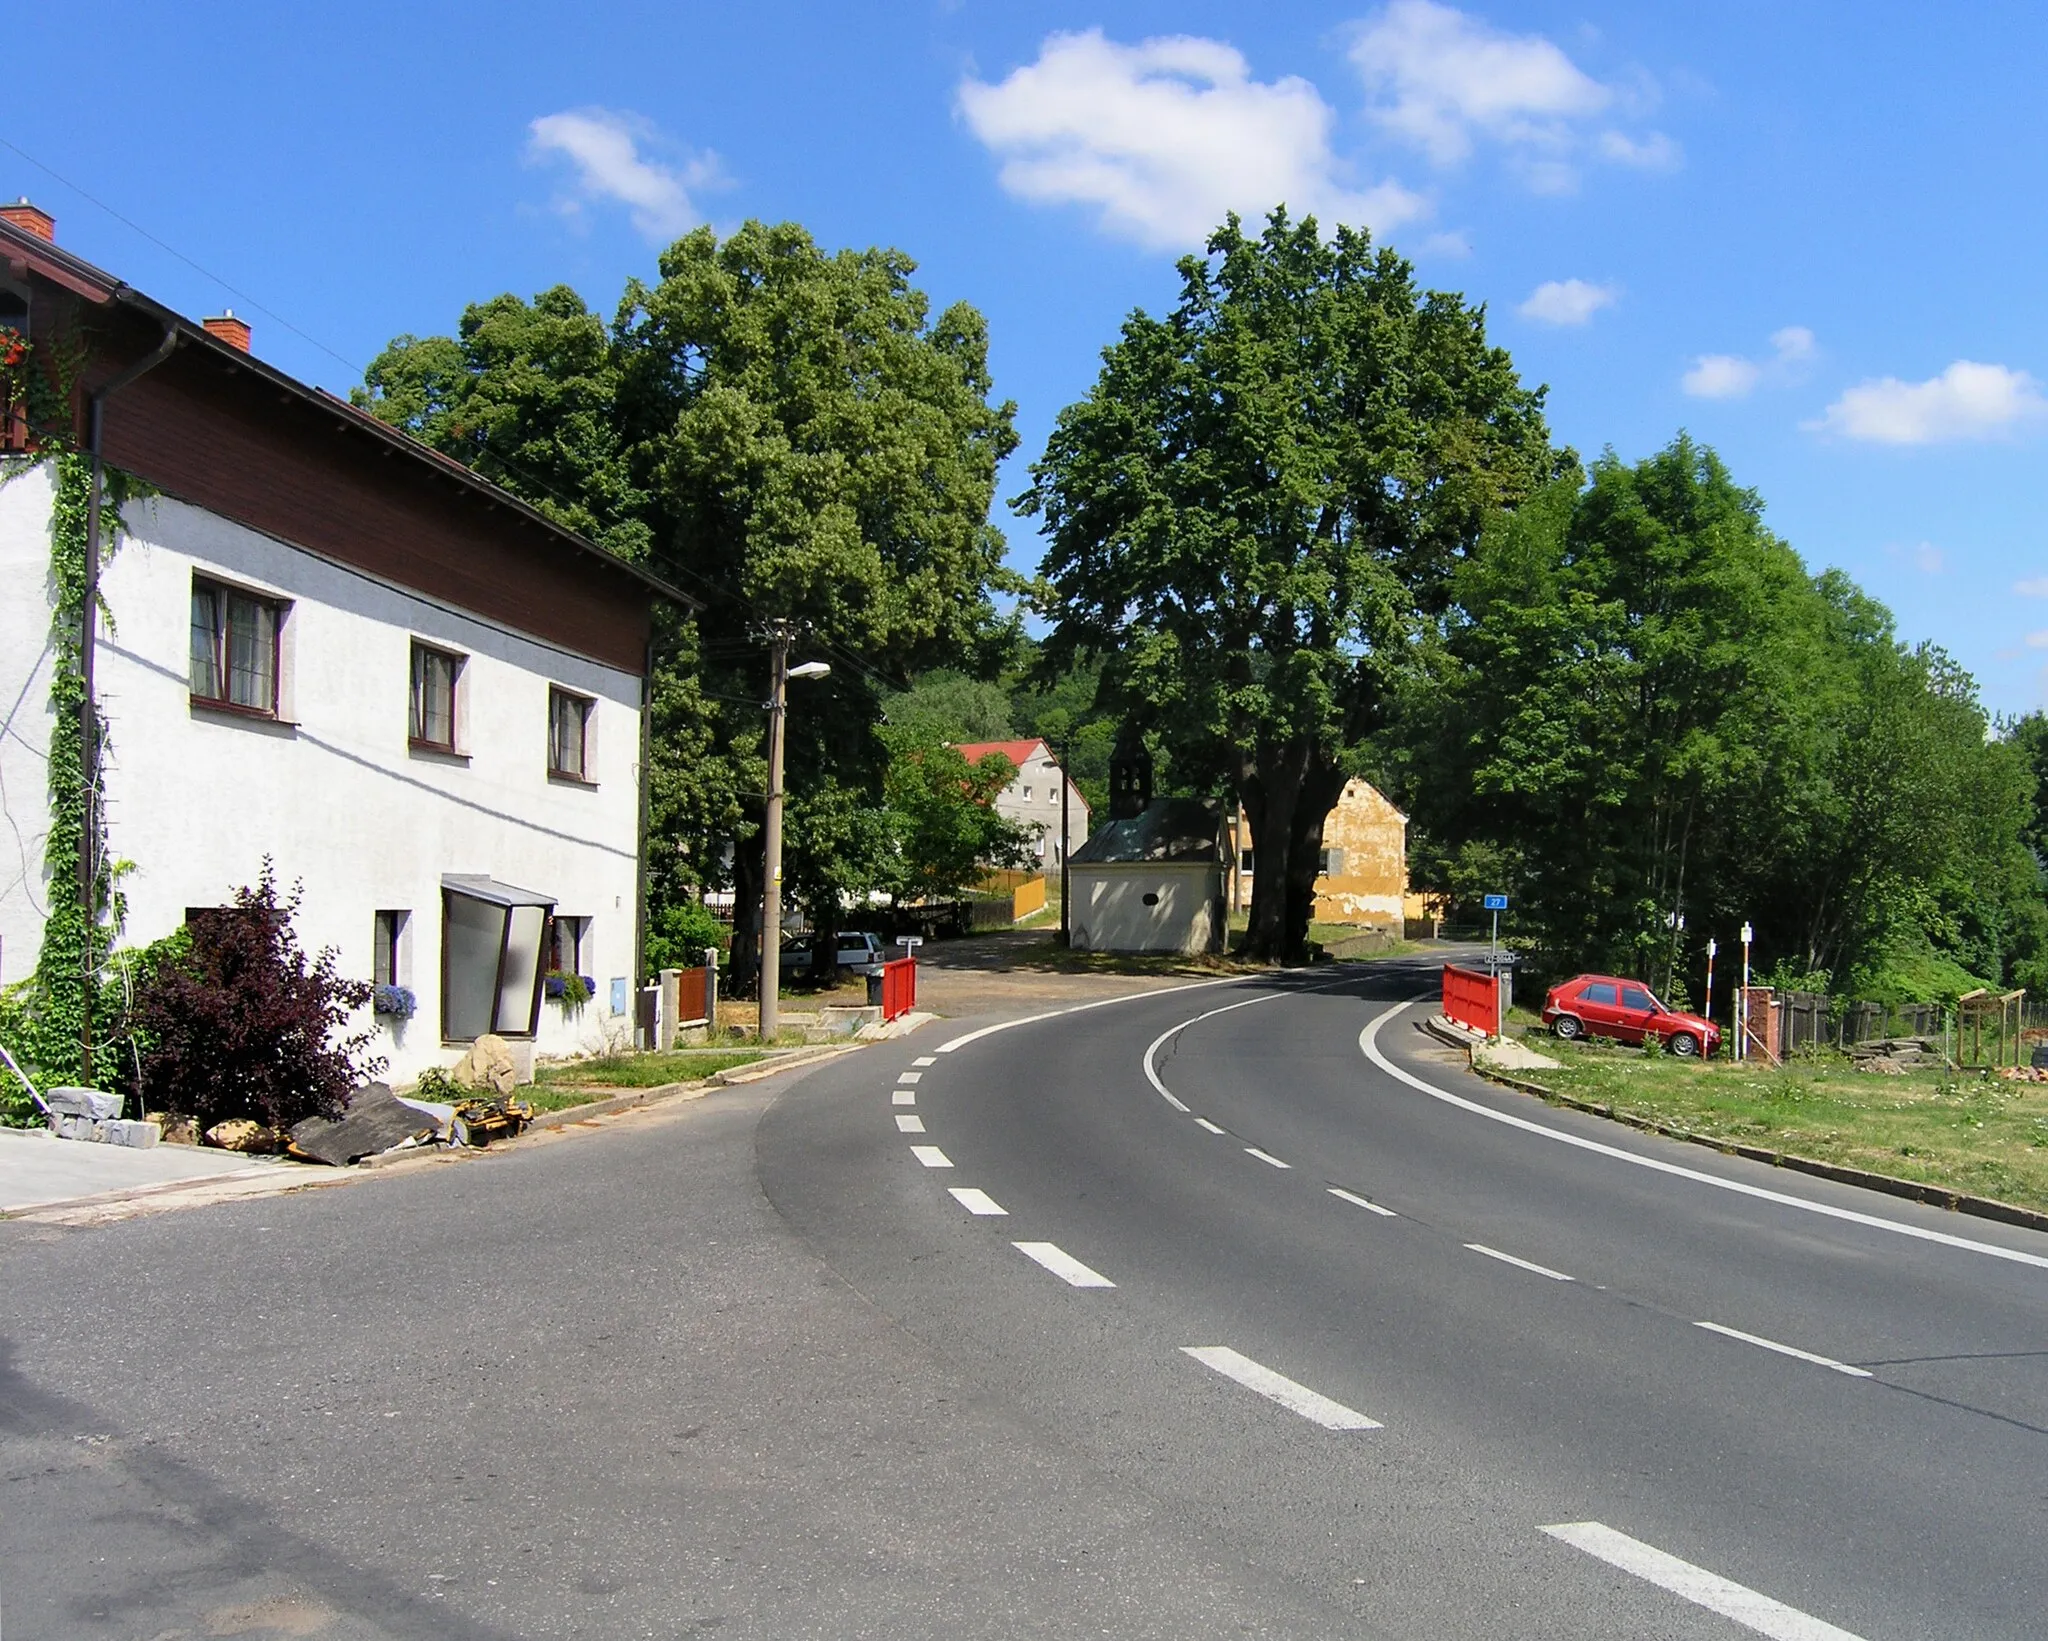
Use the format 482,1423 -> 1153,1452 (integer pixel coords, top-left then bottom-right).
634,627 -> 655,1008
78,323 -> 179,1083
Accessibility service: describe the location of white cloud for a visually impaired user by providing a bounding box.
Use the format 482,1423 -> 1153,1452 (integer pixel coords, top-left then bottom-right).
1518,278 -> 1617,326
1770,325 -> 1816,362
1885,541 -> 1947,575
1596,129 -> 1681,170
1682,354 -> 1761,399
958,30 -> 1425,250
1809,360 -> 2047,444
1349,1 -> 1675,190
2014,576 -> 2048,597
528,108 -> 721,242
1682,325 -> 1818,399
2025,629 -> 2048,650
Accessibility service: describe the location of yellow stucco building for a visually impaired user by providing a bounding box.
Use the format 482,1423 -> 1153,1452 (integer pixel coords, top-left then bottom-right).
1226,778 -> 1409,931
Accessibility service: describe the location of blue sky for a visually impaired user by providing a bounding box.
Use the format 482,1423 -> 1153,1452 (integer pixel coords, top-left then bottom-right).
13,3 -> 2048,710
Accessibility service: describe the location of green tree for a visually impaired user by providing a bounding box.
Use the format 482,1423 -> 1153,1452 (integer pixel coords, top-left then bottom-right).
883,669 -> 1016,743
358,222 -> 1020,988
881,734 -> 1034,901
1020,210 -> 1561,960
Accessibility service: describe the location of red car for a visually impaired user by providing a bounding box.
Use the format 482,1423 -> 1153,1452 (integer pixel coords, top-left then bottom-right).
1541,974 -> 1720,1057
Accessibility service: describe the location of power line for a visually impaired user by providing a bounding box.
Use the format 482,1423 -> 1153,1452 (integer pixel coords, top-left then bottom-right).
1,134 -> 942,702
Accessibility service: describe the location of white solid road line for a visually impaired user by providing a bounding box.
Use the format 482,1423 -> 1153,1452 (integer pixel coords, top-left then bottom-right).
1013,1241 -> 1116,1288
1141,978 -> 1362,1112
1695,1321 -> 1873,1378
896,1114 -> 926,1133
1541,1521 -> 1867,1640
1244,1147 -> 1291,1170
892,1090 -> 915,1106
1466,1242 -> 1573,1281
938,972 -> 1254,1055
898,1071 -> 923,1084
912,1056 -> 936,1066
911,1145 -> 953,1169
949,1187 -> 1007,1215
1359,1000 -> 2048,1273
1194,1118 -> 1227,1135
1328,1187 -> 1397,1217
1181,1346 -> 1382,1431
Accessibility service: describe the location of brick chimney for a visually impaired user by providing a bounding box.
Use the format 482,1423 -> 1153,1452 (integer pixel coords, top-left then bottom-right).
203,310 -> 252,353
0,199 -> 55,242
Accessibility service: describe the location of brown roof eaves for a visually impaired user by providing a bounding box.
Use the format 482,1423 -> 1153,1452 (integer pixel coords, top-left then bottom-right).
0,217 -> 698,614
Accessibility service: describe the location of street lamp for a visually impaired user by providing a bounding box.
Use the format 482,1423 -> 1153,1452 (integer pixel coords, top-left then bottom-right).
758,631 -> 830,1044
1704,937 -> 1718,1031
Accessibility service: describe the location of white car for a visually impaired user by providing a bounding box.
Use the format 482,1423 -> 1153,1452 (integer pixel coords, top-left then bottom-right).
779,931 -> 887,977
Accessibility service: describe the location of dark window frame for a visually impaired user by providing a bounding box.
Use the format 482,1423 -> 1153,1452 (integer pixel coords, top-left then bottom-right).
373,909 -> 409,989
547,685 -> 595,783
408,641 -> 465,753
190,575 -> 286,719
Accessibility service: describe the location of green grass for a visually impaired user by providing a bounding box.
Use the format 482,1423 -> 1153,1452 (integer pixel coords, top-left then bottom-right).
1502,1035 -> 2048,1214
534,1049 -> 772,1090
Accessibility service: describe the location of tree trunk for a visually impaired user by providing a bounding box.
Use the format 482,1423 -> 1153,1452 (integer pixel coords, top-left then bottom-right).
1240,737 -> 1345,964
1284,761 -> 1349,962
729,843 -> 763,1000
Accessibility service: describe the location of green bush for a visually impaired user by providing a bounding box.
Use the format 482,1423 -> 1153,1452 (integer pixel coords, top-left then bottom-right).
645,897 -> 727,973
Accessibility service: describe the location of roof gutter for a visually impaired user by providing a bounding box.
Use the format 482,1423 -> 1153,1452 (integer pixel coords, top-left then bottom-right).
79,323 -> 180,1085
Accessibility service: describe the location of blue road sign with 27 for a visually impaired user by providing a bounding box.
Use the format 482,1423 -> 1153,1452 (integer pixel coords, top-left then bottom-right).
1483,893 -> 1509,911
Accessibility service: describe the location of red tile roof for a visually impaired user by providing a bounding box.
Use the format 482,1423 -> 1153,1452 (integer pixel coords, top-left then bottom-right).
951,738 -> 1049,767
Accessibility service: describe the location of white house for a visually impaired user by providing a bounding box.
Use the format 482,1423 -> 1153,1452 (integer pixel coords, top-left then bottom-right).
950,738 -> 1091,868
1066,798 -> 1226,955
0,202 -> 689,1084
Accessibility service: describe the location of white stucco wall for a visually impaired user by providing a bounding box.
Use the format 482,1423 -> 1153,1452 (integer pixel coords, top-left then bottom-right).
0,472 -> 645,1084
0,461 -> 57,991
990,744 -> 1090,866
1068,862 -> 1225,955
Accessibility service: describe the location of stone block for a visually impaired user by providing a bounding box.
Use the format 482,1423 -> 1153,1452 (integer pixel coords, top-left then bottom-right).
47,1086 -> 123,1120
100,1118 -> 162,1148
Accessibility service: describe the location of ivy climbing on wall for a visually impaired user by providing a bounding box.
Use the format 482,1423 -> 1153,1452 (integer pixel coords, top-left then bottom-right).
0,330 -> 141,1111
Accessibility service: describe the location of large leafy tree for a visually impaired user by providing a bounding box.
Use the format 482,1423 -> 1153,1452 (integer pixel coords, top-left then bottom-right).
357,222 -> 1019,985
1401,436 -> 2045,999
1020,210 -> 1562,960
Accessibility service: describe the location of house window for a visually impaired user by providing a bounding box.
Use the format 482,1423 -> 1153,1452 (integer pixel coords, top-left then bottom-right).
1022,784 -> 1033,801
373,910 -> 409,988
1049,784 -> 1059,803
1034,836 -> 1046,858
1240,849 -> 1255,873
548,687 -> 593,781
548,914 -> 590,977
190,579 -> 283,715
1318,848 -> 1345,877
409,643 -> 464,751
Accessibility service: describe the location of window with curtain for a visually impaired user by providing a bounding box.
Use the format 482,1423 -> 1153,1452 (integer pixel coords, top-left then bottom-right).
409,642 -> 463,750
190,578 -> 282,714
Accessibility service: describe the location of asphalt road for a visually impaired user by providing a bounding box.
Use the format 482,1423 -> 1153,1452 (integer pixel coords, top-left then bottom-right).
760,956 -> 2048,1640
6,954 -> 2044,1637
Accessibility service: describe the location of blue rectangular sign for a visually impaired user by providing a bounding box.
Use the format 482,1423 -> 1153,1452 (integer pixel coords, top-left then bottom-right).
1482,893 -> 1509,911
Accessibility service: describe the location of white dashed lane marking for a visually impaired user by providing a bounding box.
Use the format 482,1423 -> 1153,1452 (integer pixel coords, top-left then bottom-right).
1013,1242 -> 1116,1288
898,1071 -> 923,1084
1244,1147 -> 1291,1170
1328,1187 -> 1397,1217
912,1056 -> 936,1066
892,1090 -> 915,1106
1466,1243 -> 1573,1282
1541,1522 -> 1867,1640
1695,1321 -> 1872,1378
1194,1118 -> 1227,1135
911,1145 -> 953,1169
1181,1346 -> 1381,1431
895,1114 -> 925,1133
949,1187 -> 1007,1216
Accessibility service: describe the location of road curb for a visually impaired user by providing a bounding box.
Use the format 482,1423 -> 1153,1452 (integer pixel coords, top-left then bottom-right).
1449,1040 -> 2048,1236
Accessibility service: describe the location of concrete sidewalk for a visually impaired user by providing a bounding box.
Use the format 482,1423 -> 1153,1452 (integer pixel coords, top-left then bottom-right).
0,1124 -> 281,1212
